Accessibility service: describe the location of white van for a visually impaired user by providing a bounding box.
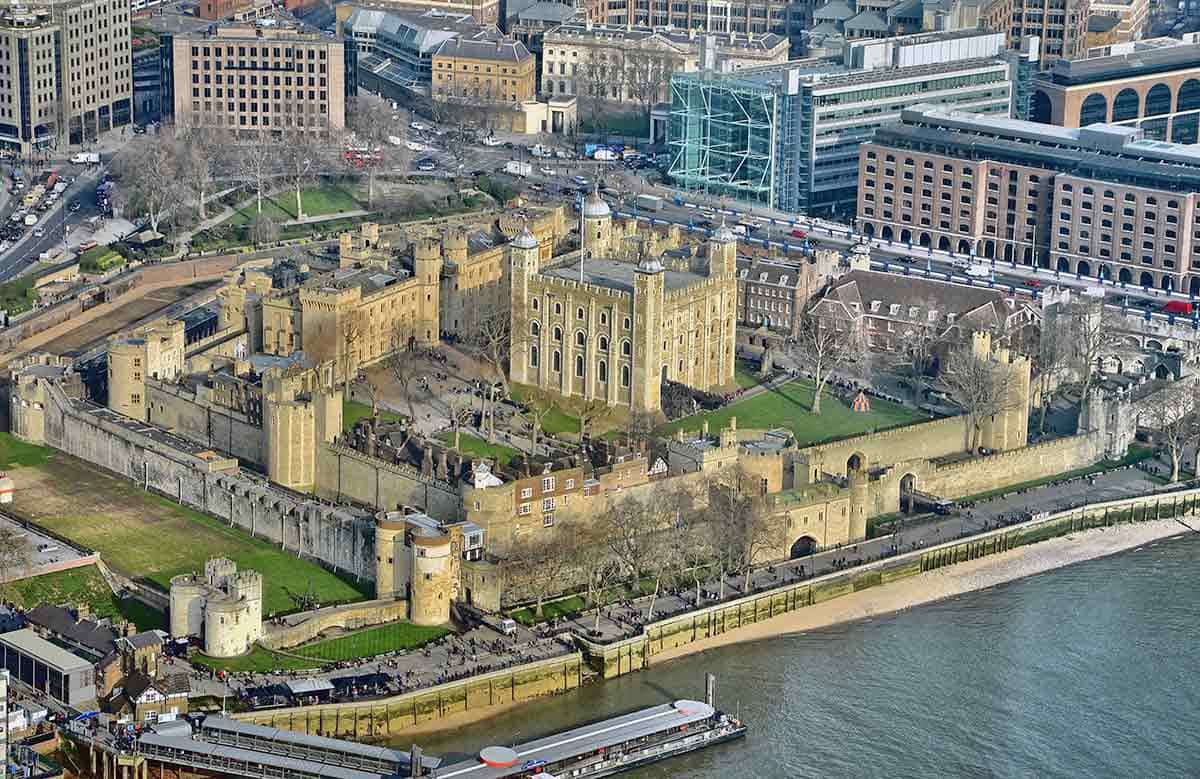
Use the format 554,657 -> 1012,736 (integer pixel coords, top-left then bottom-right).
499,618 -> 518,637
965,264 -> 990,278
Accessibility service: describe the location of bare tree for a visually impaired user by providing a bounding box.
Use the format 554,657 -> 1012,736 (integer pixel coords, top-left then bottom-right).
673,500 -> 714,606
578,49 -> 617,129
939,344 -> 1018,452
249,214 -> 279,248
234,140 -> 280,215
446,393 -> 472,451
279,136 -> 326,220
387,322 -> 418,422
112,134 -> 183,234
0,523 -> 32,598
518,403 -> 554,451
788,310 -> 866,414
509,525 -> 574,619
1067,297 -> 1121,403
338,311 -> 365,386
623,408 -> 657,449
898,298 -> 941,404
471,311 -> 512,396
710,467 -> 782,594
1142,380 -> 1196,482
571,521 -> 622,634
346,99 -> 403,208
577,397 -> 611,440
1033,313 -> 1072,436
622,50 -> 679,123
177,127 -> 229,221
601,497 -> 651,583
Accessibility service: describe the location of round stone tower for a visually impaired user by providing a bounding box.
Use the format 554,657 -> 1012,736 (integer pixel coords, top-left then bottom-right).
374,512 -> 407,601
408,525 -> 453,626
203,597 -> 253,658
168,573 -> 206,639
581,188 -> 612,257
443,227 -> 469,265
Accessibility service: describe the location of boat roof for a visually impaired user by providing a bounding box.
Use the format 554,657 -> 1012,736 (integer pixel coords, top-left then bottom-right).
438,701 -> 716,778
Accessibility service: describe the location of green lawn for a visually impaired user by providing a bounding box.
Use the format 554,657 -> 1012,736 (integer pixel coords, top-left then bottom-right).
510,386 -> 580,436
510,595 -> 586,626
734,359 -> 762,390
193,646 -> 321,674
78,245 -> 125,272
9,456 -> 371,617
438,432 -> 520,466
343,399 -> 405,431
659,378 -> 928,447
4,565 -> 166,631
290,621 -> 449,663
229,186 -> 361,226
0,277 -> 38,316
0,433 -> 55,468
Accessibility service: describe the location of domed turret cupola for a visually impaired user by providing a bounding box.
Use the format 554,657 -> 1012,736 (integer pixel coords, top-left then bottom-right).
708,217 -> 738,278
511,227 -> 539,251
581,184 -> 613,257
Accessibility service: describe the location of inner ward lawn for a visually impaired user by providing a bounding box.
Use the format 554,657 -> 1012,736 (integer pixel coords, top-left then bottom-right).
4,565 -> 166,632
659,378 -> 928,446
343,399 -> 405,432
6,455 -> 370,617
438,432 -> 521,466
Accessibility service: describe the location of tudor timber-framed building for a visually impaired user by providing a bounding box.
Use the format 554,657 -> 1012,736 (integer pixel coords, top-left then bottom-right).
508,192 -> 737,414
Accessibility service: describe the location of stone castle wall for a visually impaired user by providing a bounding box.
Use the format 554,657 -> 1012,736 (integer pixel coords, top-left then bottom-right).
316,444 -> 461,520
260,599 -> 410,650
40,382 -> 378,583
146,379 -> 265,467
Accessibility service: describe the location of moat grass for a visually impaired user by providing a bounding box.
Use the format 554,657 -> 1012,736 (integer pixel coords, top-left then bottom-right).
0,432 -> 56,469
659,377 -> 928,446
4,565 -> 167,632
193,646 -> 322,674
291,622 -> 450,663
6,456 -> 371,616
438,432 -> 521,466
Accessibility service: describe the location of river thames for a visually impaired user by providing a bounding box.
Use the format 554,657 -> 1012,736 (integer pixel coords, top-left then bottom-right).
416,532 -> 1200,777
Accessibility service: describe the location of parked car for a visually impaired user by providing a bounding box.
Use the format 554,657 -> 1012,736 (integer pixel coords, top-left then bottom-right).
790,229 -> 807,239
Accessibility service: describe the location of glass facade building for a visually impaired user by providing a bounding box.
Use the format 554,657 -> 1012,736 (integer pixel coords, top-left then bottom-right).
668,36 -> 1017,216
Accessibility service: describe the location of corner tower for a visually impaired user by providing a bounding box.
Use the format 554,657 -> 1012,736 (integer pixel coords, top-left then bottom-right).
508,229 -> 541,387
581,187 -> 612,257
414,237 -> 442,347
631,257 -> 666,413
708,219 -> 738,278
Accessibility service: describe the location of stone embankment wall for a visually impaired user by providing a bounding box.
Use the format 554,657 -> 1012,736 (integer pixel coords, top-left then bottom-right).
233,653 -> 584,739
260,600 -> 410,650
40,382 -> 378,584
579,486 -> 1198,679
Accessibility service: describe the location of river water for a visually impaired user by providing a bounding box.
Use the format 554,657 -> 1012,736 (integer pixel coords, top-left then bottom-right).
414,533 -> 1200,778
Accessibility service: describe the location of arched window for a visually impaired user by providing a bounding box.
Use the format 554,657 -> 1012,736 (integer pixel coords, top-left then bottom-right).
576,306 -> 585,320
598,360 -> 607,383
1112,88 -> 1139,122
574,355 -> 584,378
531,298 -> 539,311
575,331 -> 586,347
621,365 -> 630,387
530,345 -> 539,368
1031,90 -> 1052,124
621,340 -> 632,356
600,311 -> 608,326
530,320 -> 540,337
553,326 -> 562,342
1079,93 -> 1107,125
623,316 -> 631,330
553,302 -> 562,315
552,350 -> 561,372
598,335 -> 609,351
1145,83 -> 1172,116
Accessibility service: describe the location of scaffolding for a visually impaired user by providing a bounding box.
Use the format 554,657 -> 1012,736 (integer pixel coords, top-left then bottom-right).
667,73 -> 778,208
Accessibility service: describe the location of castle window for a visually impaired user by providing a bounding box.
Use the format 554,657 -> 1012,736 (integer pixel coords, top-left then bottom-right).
577,306 -> 585,320
554,302 -> 562,315
575,331 -> 586,347
532,298 -> 539,311
621,340 -> 631,356
531,320 -> 540,336
553,326 -> 563,342
553,350 -> 561,372
598,335 -> 609,351
530,345 -> 539,367
621,365 -> 630,387
575,354 -> 585,377
623,316 -> 631,330
600,311 -> 609,326
598,360 -> 608,382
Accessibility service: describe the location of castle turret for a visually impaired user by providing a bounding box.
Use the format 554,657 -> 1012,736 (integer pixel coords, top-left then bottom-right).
407,524 -> 453,626
581,187 -> 612,257
374,512 -> 407,600
443,226 -> 469,265
708,218 -> 738,278
508,229 -> 542,387
414,237 -> 442,346
631,256 -> 666,413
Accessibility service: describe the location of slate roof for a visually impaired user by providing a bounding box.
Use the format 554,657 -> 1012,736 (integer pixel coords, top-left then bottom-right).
434,36 -> 532,63
26,604 -> 117,658
814,0 -> 856,22
845,9 -> 890,32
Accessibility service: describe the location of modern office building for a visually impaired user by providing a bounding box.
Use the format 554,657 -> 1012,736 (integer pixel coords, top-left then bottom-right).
1030,36 -> 1200,143
167,19 -> 352,136
668,31 -> 1022,216
0,0 -> 132,155
0,629 -> 96,708
856,105 -> 1200,294
340,7 -> 501,99
133,43 -> 164,125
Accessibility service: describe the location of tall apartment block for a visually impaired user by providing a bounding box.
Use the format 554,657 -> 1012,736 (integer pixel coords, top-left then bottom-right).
856,105 -> 1200,294
1030,37 -> 1200,144
668,31 -> 1020,216
0,0 -> 131,156
165,20 -> 353,137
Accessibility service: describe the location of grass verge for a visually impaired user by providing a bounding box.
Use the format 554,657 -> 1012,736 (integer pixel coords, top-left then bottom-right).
290,622 -> 449,663
3,565 -> 166,631
0,432 -> 55,468
438,432 -> 521,466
